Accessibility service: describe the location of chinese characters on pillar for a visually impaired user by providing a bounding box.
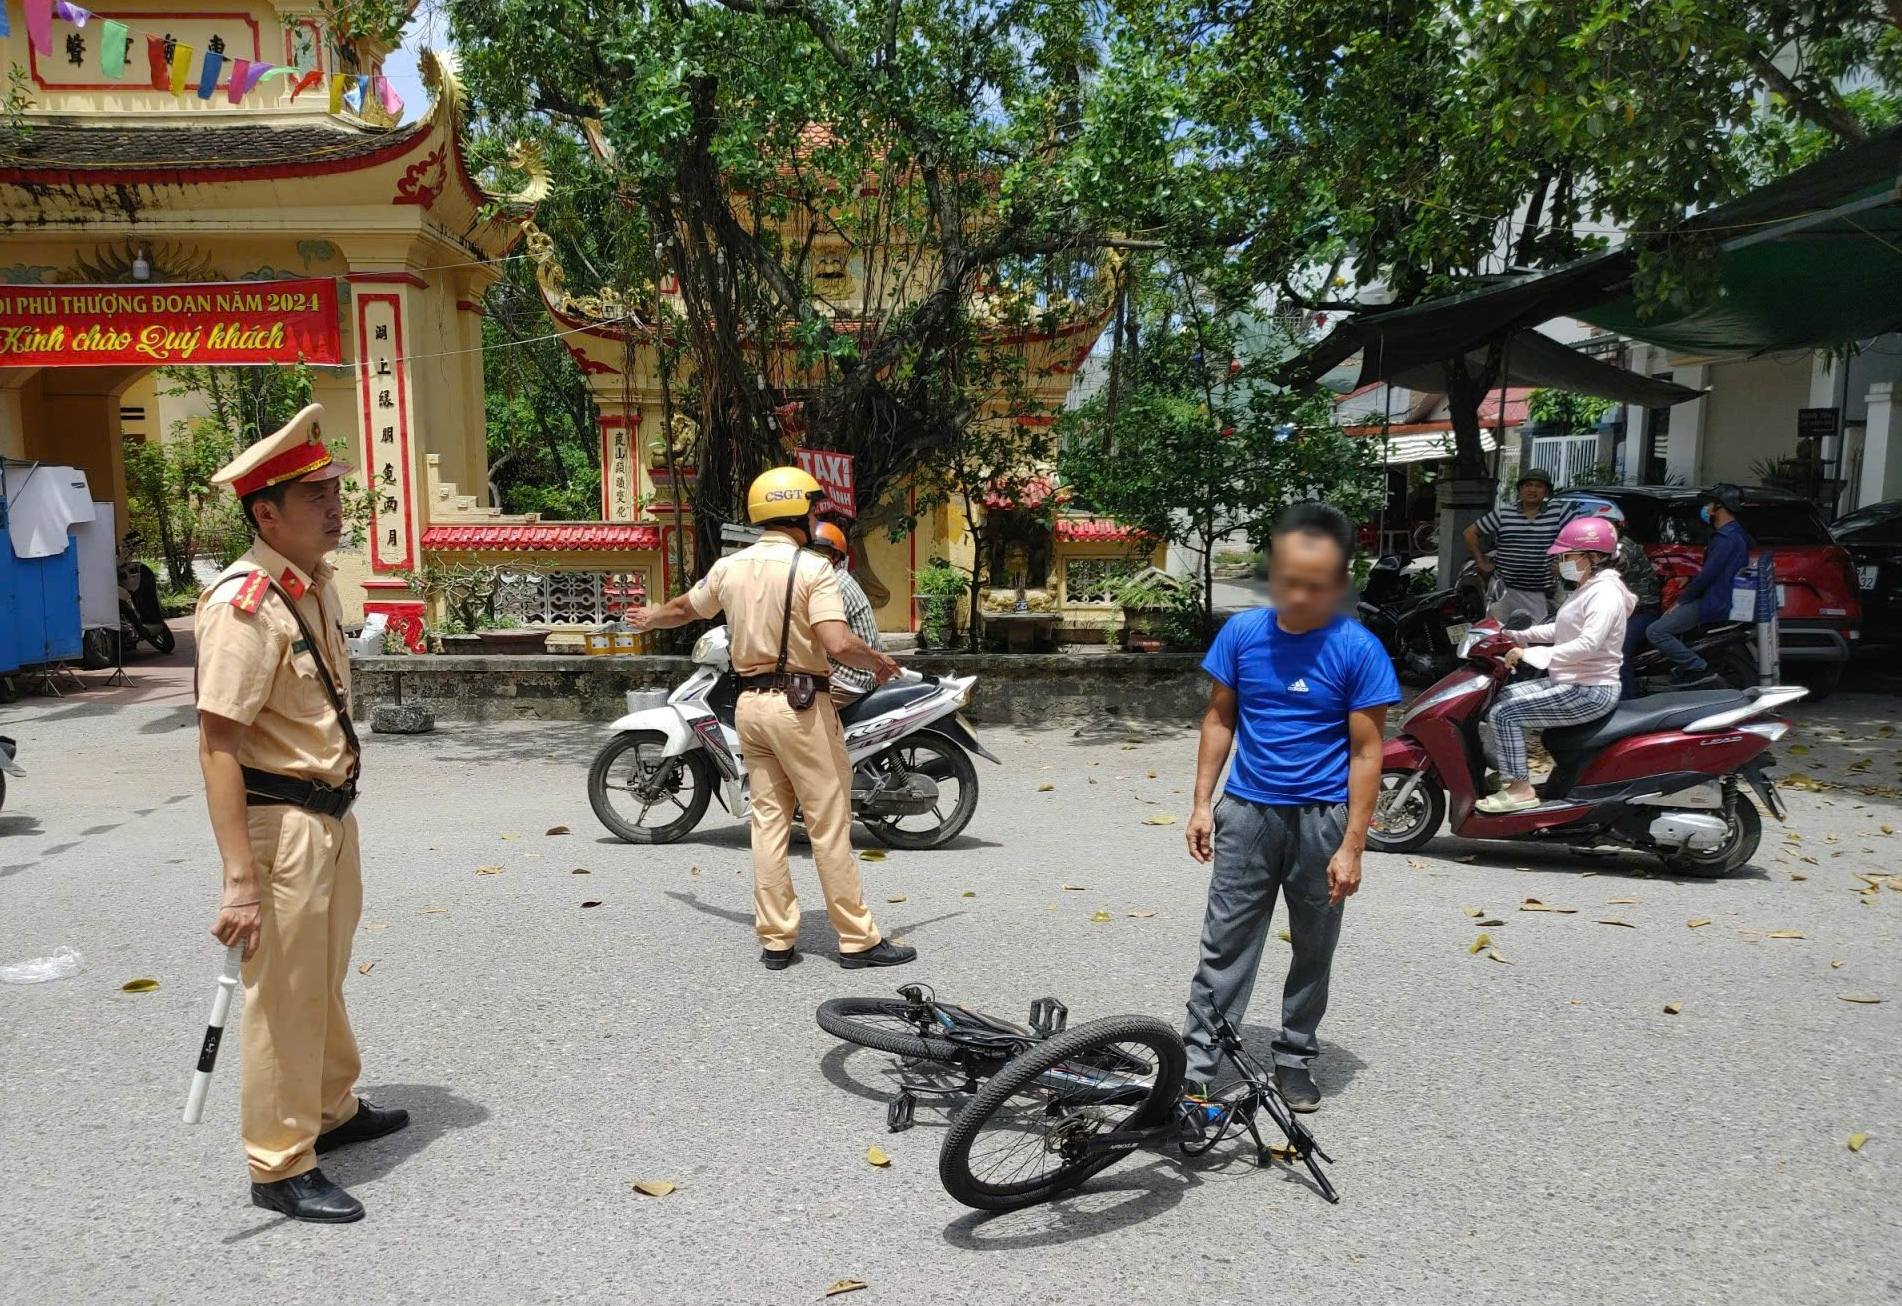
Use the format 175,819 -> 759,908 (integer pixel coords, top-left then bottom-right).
599,415 -> 641,522
356,295 -> 414,571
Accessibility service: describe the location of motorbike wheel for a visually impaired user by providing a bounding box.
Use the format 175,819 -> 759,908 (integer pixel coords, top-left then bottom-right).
860,730 -> 980,850
1707,646 -> 1759,691
143,620 -> 176,654
588,730 -> 715,844
1658,799 -> 1762,877
1789,660 -> 1842,702
1367,767 -> 1445,854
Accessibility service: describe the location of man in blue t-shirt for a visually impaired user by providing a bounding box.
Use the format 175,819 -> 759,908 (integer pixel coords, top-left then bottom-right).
1180,503 -> 1400,1112
1646,483 -> 1753,687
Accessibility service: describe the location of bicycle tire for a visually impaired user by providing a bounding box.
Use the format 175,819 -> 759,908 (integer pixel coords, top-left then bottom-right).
938,1014 -> 1185,1212
816,997 -> 968,1064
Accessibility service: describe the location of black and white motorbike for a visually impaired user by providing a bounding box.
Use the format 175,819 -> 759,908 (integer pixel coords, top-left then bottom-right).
587,626 -> 998,848
0,736 -> 22,814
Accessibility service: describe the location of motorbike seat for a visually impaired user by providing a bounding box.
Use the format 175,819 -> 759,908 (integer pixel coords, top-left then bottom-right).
1541,689 -> 1757,755
838,680 -> 941,725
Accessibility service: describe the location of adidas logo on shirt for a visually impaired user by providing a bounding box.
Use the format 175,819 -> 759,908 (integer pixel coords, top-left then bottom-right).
1287,678 -> 1310,693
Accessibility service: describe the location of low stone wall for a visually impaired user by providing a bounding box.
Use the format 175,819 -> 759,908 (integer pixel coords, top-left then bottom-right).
348,651 -> 1210,725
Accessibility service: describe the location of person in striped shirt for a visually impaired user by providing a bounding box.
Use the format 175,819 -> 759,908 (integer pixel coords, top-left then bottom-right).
811,521 -> 883,710
1463,468 -> 1575,626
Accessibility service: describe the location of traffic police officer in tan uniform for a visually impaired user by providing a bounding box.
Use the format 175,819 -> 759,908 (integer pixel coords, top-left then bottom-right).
631,467 -> 916,971
196,404 -> 407,1223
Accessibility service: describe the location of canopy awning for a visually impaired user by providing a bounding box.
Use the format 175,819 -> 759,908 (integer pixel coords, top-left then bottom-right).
1281,122 -> 1902,384
1345,428 -> 1499,466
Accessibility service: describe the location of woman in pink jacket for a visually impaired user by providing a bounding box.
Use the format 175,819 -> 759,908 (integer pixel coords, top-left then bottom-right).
1476,516 -> 1636,814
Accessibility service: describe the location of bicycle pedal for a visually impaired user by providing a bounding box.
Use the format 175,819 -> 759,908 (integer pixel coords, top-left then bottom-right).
1028,996 -> 1068,1037
887,1091 -> 915,1133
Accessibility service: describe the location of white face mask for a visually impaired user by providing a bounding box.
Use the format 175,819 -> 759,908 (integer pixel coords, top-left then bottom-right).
1558,558 -> 1586,584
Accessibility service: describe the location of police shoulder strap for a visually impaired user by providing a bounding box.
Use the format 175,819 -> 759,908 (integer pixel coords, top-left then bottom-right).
773,546 -> 806,678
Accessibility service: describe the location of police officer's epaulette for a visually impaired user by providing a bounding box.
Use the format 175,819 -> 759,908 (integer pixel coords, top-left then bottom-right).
206,570 -> 272,614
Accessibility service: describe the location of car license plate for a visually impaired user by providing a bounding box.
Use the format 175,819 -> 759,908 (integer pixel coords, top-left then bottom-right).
1859,566 -> 1877,590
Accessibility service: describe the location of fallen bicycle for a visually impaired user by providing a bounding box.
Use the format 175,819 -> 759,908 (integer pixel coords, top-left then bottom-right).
816,984 -> 1339,1211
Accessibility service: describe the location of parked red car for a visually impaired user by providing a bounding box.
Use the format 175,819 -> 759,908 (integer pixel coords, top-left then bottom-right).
1567,486 -> 1861,698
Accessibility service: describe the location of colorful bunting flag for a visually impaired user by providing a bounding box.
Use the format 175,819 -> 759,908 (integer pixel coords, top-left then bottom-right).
169,41 -> 192,97
343,73 -> 368,114
196,48 -> 221,99
25,0 -> 52,56
226,58 -> 271,105
327,72 -> 345,115
257,66 -> 295,84
52,0 -> 86,25
100,18 -> 127,78
290,68 -> 323,101
0,3 -> 10,38
146,34 -> 168,90
375,74 -> 403,117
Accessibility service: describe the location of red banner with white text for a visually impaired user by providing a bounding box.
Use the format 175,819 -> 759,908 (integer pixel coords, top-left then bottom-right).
0,279 -> 341,367
794,447 -> 856,518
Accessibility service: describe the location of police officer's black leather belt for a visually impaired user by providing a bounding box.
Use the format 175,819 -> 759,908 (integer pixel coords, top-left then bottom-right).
736,671 -> 830,694
241,765 -> 358,818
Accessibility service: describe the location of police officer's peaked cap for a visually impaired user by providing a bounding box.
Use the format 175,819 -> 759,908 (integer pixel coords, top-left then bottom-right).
212,404 -> 353,498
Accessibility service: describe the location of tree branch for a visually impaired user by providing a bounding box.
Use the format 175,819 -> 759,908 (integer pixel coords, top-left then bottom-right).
1747,50 -> 1867,143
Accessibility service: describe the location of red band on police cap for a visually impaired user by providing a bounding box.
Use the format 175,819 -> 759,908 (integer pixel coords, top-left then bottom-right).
230,441 -> 332,498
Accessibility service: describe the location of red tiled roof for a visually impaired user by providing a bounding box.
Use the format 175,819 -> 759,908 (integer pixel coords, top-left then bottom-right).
983,475 -> 1058,511
421,524 -> 663,551
1057,517 -> 1147,543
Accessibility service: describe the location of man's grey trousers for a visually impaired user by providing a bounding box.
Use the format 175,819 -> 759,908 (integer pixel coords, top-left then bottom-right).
1182,794 -> 1347,1085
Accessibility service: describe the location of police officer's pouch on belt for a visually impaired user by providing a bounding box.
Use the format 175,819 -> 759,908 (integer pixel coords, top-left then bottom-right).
776,553 -> 819,710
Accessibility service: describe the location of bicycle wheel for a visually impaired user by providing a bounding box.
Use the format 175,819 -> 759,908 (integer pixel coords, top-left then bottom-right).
938,1015 -> 1185,1212
816,997 -> 967,1064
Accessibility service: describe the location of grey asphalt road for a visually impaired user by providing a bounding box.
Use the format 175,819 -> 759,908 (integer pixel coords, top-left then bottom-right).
1,688 -> 1897,1306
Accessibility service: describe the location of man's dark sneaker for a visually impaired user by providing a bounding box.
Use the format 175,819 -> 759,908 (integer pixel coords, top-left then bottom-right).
316,1101 -> 410,1154
1670,666 -> 1722,688
1274,1064 -> 1321,1113
251,1168 -> 364,1223
838,940 -> 917,969
761,946 -> 795,971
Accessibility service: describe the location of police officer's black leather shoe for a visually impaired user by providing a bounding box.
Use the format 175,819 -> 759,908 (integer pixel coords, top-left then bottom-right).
251,1168 -> 364,1223
761,946 -> 795,970
838,940 -> 917,969
316,1101 -> 410,1153
1274,1064 -> 1322,1113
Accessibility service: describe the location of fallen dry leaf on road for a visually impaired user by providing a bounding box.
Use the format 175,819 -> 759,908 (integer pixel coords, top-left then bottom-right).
546,826 -> 570,836
1606,897 -> 1639,904
962,890 -> 976,898
357,961 -> 377,976
419,907 -> 447,915
1487,948 -> 1512,964
1469,933 -> 1494,954
1766,930 -> 1805,938
1146,769 -> 1158,779
1596,919 -> 1636,929
1688,918 -> 1712,928
1462,906 -> 1484,918
1127,909 -> 1157,918
1883,825 -> 1896,835
1521,899 -> 1578,914
580,900 -> 604,908
1037,783 -> 1055,792
1455,854 -> 1477,864
1800,855 -> 1820,865
1837,994 -> 1882,1004
476,865 -> 504,876
1276,929 -> 1292,943
859,849 -> 888,862
500,832 -> 521,840
866,1145 -> 891,1168
1087,777 -> 1098,785
1848,1133 -> 1869,1152
825,1282 -> 869,1299
363,921 -> 389,931
886,895 -> 906,903
1787,744 -> 1810,755
573,868 -> 591,875
631,1180 -> 676,1197
1832,959 -> 1845,968
1089,910 -> 1113,923
1663,1002 -> 1682,1015
120,978 -> 159,993
1478,918 -> 1505,926
1061,884 -> 1088,891
1121,744 -> 1138,751
1408,859 -> 1427,870
1790,872 -> 1808,881
1143,814 -> 1177,826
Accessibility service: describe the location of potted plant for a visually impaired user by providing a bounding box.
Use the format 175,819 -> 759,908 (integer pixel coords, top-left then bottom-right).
912,558 -> 968,650
398,555 -> 550,655
1106,568 -> 1198,652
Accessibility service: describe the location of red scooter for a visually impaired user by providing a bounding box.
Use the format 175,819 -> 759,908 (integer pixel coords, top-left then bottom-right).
1368,621 -> 1804,876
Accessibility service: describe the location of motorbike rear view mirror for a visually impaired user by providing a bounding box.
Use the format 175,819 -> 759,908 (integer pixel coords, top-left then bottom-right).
1506,614 -> 1535,631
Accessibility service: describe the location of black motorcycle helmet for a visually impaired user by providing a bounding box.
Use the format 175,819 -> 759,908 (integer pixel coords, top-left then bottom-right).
1700,483 -> 1744,516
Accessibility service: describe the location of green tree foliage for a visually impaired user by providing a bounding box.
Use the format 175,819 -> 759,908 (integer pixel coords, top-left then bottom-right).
446,0 -> 1201,567
481,254 -> 602,521
1059,271 -> 1383,634
1525,388 -> 1614,433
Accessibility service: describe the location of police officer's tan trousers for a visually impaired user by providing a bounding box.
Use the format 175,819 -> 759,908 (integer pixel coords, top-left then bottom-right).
736,691 -> 882,953
240,806 -> 362,1182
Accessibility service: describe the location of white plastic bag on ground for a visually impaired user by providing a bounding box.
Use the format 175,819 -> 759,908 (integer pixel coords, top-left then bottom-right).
0,947 -> 86,984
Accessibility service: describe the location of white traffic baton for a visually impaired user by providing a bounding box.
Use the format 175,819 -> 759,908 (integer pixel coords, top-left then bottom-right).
182,942 -> 243,1125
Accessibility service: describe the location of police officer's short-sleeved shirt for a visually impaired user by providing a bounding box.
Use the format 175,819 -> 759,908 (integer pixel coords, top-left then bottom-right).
686,533 -> 846,676
194,541 -> 355,788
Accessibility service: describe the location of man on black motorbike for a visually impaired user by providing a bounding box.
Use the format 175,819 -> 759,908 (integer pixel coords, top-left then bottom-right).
1647,484 -> 1752,688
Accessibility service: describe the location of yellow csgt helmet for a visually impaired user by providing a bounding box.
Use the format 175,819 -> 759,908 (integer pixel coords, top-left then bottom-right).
746,466 -> 824,524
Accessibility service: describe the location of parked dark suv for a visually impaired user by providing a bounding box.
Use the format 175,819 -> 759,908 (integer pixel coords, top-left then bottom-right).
1831,499 -> 1902,644
1567,486 -> 1861,696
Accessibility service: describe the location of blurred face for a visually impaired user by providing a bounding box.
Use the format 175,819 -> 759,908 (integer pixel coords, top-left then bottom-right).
1518,480 -> 1549,509
1268,529 -> 1350,628
256,477 -> 343,561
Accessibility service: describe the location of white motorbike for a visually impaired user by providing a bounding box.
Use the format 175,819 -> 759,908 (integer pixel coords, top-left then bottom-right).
587,626 -> 998,848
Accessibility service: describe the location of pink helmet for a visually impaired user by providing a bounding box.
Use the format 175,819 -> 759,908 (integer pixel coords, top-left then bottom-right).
1548,515 -> 1618,557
